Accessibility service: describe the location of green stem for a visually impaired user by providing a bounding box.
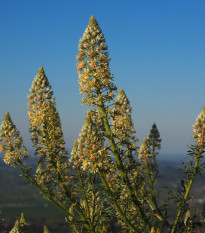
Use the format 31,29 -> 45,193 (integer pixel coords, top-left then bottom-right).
171,147 -> 203,233
18,160 -> 78,220
50,160 -> 93,232
77,168 -> 95,232
98,170 -> 139,233
144,158 -> 170,228
98,100 -> 151,231
42,123 -> 92,232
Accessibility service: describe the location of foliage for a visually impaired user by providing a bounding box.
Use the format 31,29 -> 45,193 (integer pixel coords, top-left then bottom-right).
0,15 -> 205,233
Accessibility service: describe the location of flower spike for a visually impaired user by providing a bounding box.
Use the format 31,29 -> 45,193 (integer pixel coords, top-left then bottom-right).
77,15 -> 117,106
71,110 -> 112,173
193,106 -> 205,144
139,138 -> 151,160
0,112 -> 29,165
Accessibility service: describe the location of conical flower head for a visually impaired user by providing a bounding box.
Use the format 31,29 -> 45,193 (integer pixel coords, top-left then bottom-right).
1,112 -> 15,132
113,88 -> 136,138
20,212 -> 28,232
193,106 -> 205,144
0,112 -> 29,165
77,15 -> 117,106
10,220 -> 21,233
28,66 -> 53,116
28,67 -> 67,159
70,138 -> 80,166
3,111 -> 12,122
138,138 -> 151,160
30,66 -> 51,94
72,110 -> 111,173
39,100 -> 67,158
147,122 -> 161,155
44,225 -> 50,233
27,68 -> 69,191
112,88 -> 138,167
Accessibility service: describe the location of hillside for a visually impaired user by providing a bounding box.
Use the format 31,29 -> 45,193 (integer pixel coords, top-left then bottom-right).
0,156 -> 205,232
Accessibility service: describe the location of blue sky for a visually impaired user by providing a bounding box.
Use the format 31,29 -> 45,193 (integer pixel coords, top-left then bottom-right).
0,0 -> 205,155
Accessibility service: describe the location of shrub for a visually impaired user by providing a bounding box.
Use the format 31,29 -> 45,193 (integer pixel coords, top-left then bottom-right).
0,15 -> 205,233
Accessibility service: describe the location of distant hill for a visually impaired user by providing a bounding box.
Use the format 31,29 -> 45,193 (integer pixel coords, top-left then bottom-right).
0,155 -> 204,232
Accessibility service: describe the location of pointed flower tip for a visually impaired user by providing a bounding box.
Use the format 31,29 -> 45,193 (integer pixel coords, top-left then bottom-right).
38,66 -> 44,74
88,15 -> 98,26
44,225 -> 50,233
4,112 -> 11,122
20,212 -> 25,220
119,88 -> 124,95
73,138 -> 79,148
142,137 -> 148,145
14,219 -> 20,228
85,111 -> 92,122
89,15 -> 96,22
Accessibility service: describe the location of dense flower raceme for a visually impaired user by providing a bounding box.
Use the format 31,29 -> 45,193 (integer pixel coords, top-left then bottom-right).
113,89 -> 136,138
70,111 -> 114,232
0,112 -> 29,165
70,110 -> 141,232
71,110 -> 114,174
112,88 -> 138,166
27,67 -> 70,193
0,15 -> 205,232
138,138 -> 151,160
9,213 -> 28,233
77,15 -> 117,106
111,89 -> 142,217
192,106 -> 205,144
44,225 -> 51,233
28,67 -> 67,158
76,16 -> 154,231
10,220 -> 21,233
19,212 -> 28,233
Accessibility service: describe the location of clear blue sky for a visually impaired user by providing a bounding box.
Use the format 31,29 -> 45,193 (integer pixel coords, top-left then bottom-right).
0,0 -> 205,155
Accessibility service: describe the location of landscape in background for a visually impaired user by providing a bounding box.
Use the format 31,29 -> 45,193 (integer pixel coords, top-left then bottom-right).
1,2 -> 205,232
1,155 -> 205,233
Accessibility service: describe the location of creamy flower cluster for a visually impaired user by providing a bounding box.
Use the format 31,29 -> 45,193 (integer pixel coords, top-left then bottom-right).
138,138 -> 151,160
28,67 -> 66,156
113,88 -> 137,143
10,213 -> 28,233
10,220 -> 21,233
193,106 -> 205,144
77,15 -> 117,106
71,110 -> 112,173
0,112 -> 29,165
112,88 -> 138,169
28,66 -> 53,116
27,67 -> 69,189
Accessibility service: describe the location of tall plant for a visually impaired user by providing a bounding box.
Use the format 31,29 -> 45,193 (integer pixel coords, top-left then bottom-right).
0,15 -> 205,233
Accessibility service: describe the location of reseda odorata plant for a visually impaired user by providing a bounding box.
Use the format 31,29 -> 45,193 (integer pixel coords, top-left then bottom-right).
0,15 -> 205,233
